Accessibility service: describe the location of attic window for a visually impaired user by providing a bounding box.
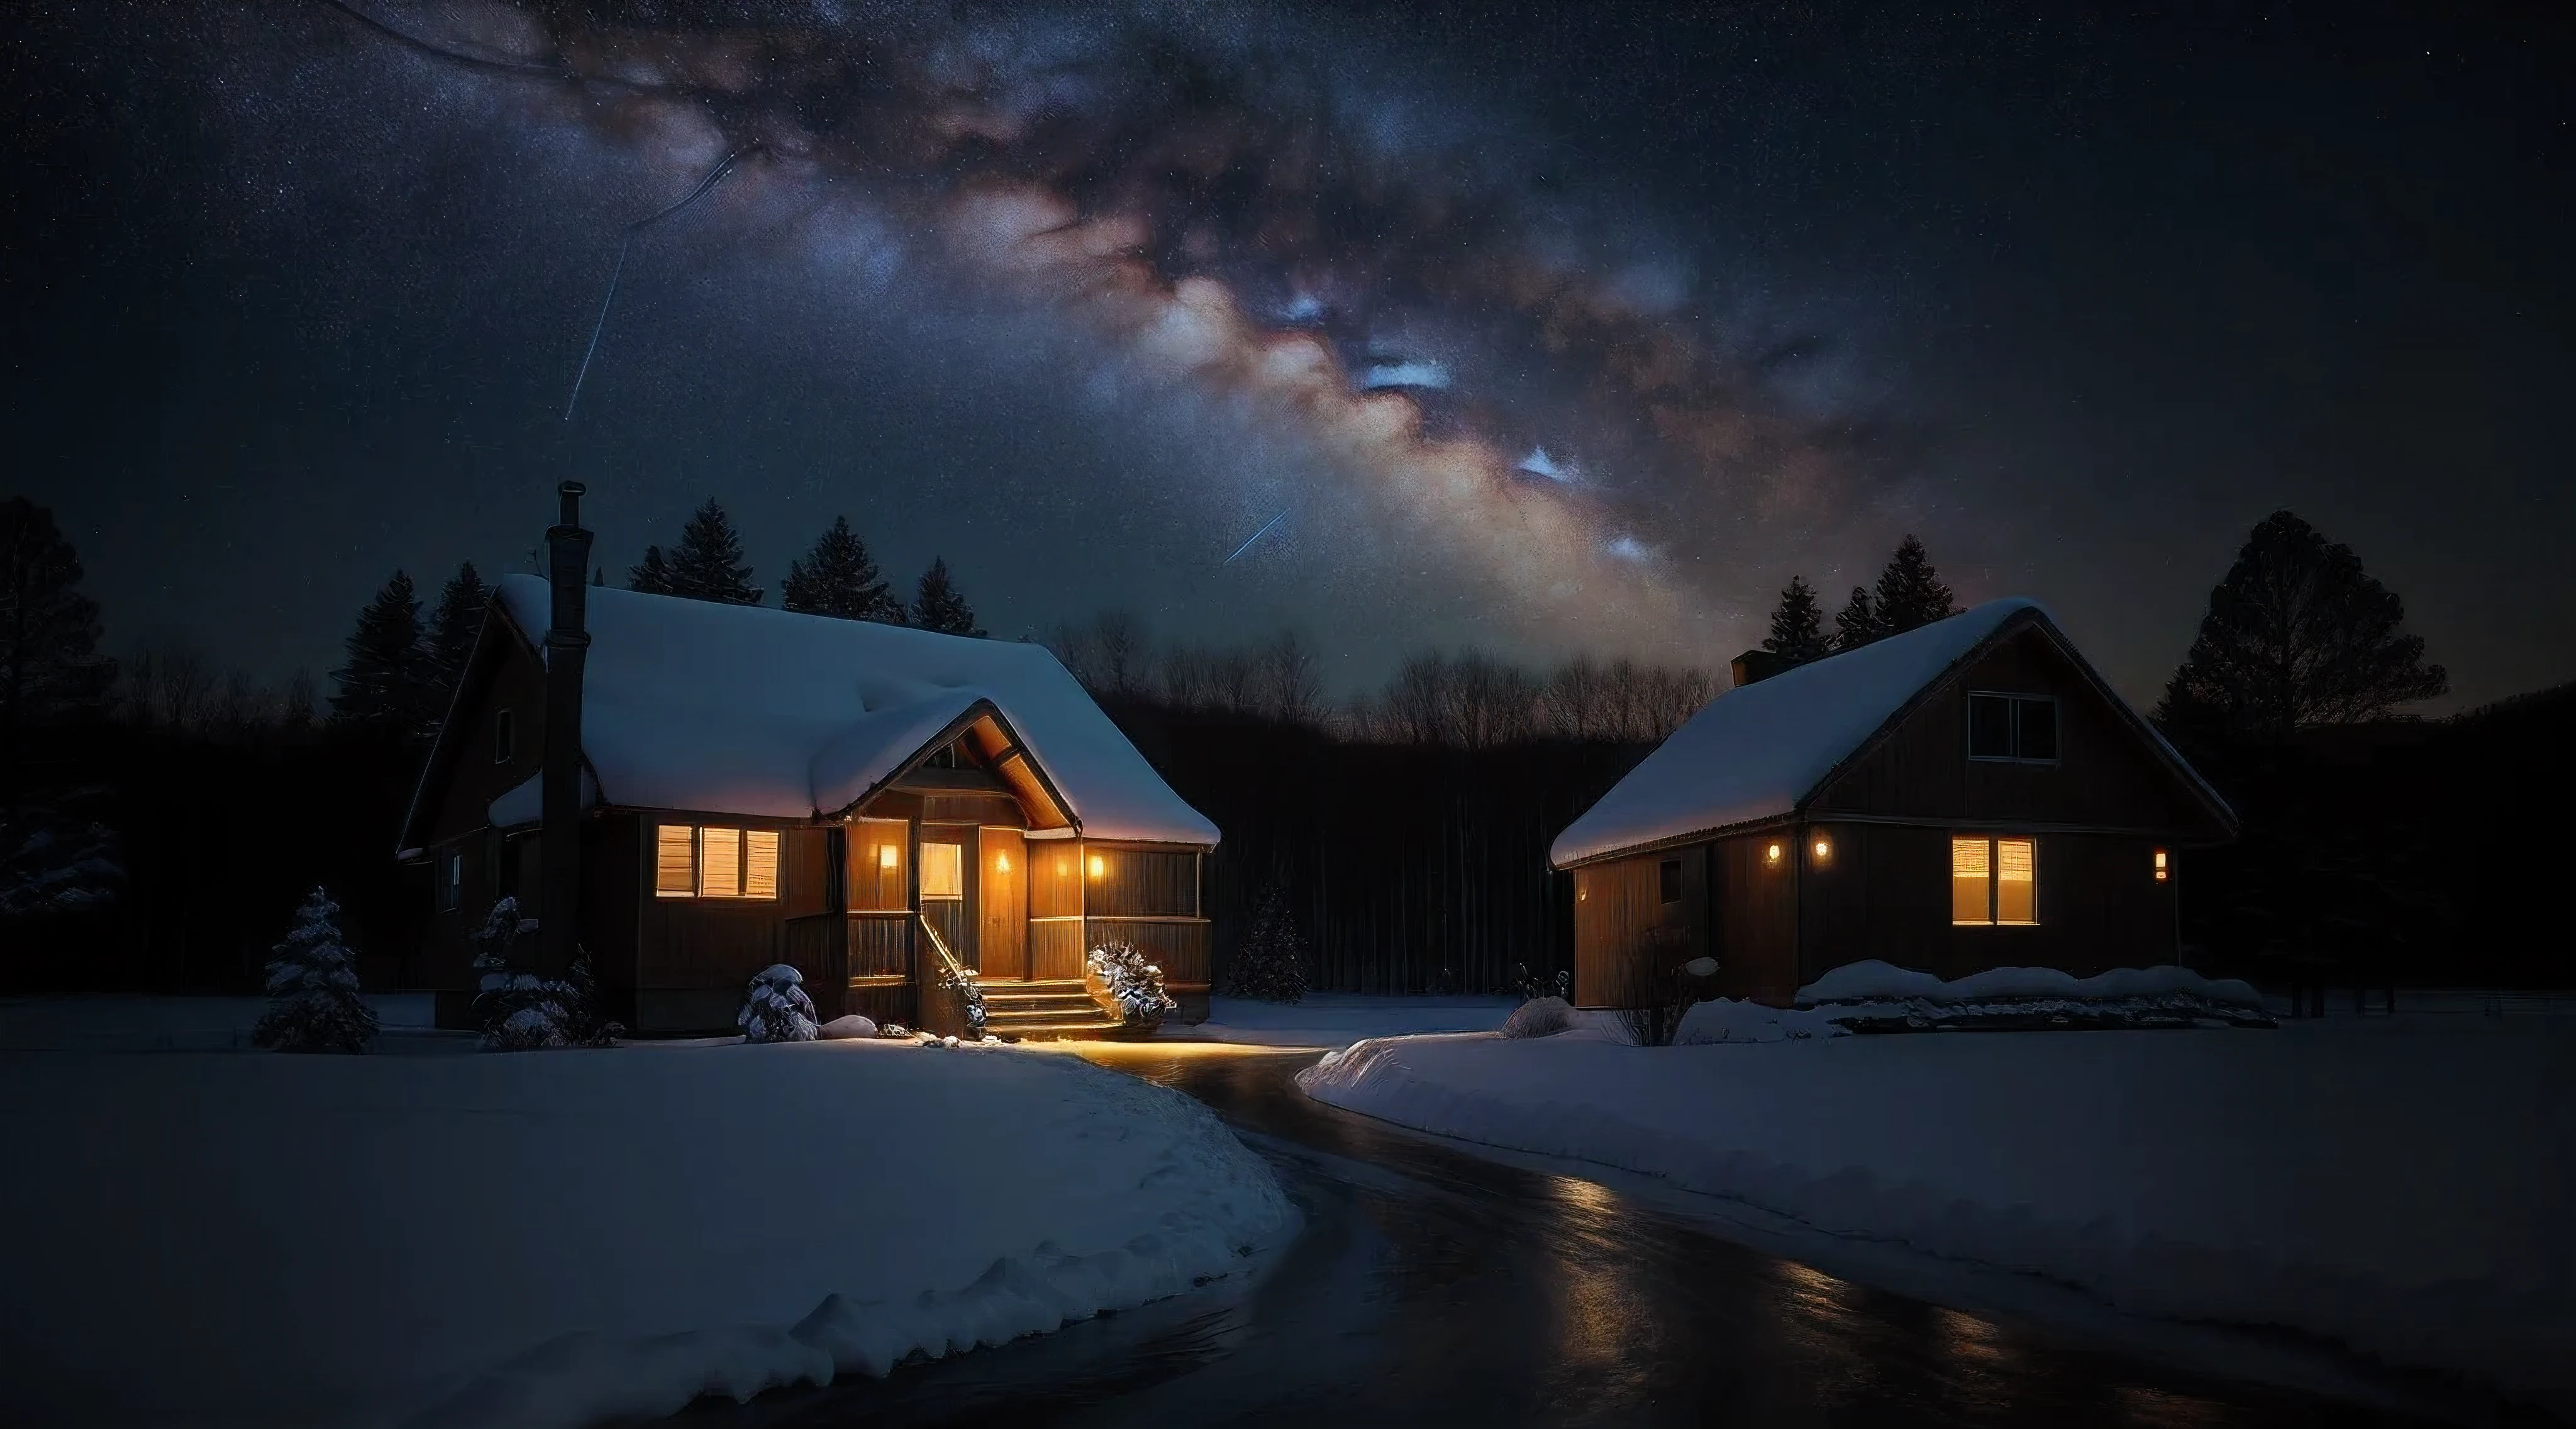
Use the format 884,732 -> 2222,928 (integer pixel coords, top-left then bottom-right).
1951,836 -> 2038,926
1967,693 -> 2058,762
493,709 -> 516,764
923,740 -> 969,770
655,825 -> 780,899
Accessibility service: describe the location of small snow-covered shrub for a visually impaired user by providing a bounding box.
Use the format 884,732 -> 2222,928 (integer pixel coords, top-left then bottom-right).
1088,940 -> 1176,1026
739,964 -> 819,1043
936,960 -> 987,1038
252,886 -> 377,1054
819,1014 -> 878,1040
554,947 -> 625,1047
1674,998 -> 1851,1045
1501,996 -> 1574,1039
472,898 -> 569,1051
0,803 -> 123,918
1224,881 -> 1307,1004
1509,962 -> 1570,1004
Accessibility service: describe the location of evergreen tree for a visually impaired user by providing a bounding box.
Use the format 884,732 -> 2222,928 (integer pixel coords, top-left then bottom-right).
911,557 -> 985,637
329,571 -> 436,736
425,561 -> 489,713
252,887 -> 379,1054
628,545 -> 673,594
1226,881 -> 1309,1004
2157,509 -> 2448,739
0,498 -> 115,792
591,567 -> 604,587
739,963 -> 819,1042
1833,586 -> 1879,652
779,516 -> 904,623
1761,575 -> 1830,665
1870,535 -> 1959,636
660,499 -> 763,604
471,896 -> 569,1050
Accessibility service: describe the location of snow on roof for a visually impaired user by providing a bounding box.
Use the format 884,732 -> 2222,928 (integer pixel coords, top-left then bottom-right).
492,577 -> 1218,846
488,766 -> 599,830
1550,599 -> 2040,867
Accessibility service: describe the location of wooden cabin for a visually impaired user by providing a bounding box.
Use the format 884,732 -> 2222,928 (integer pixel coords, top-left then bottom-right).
1551,599 -> 2236,1006
399,496 -> 1217,1038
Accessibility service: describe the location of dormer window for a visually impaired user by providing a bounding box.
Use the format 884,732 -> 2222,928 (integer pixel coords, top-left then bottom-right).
1967,693 -> 2058,762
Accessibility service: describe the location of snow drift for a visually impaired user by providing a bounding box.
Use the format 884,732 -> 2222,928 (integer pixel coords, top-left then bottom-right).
1299,1020 -> 2575,1413
0,1040 -> 1292,1429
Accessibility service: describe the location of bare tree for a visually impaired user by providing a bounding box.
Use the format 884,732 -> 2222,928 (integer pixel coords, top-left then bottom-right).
1258,631 -> 1324,726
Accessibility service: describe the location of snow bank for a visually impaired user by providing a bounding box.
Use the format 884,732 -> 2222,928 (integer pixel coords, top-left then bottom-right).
1673,998 -> 1850,1043
0,1040 -> 1292,1429
1801,959 -> 2261,1008
1500,996 -> 1576,1038
1299,1020 -> 2576,1411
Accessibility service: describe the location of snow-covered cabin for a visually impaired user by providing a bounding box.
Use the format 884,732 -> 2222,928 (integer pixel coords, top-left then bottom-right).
400,498 -> 1218,1036
1550,600 -> 2236,1006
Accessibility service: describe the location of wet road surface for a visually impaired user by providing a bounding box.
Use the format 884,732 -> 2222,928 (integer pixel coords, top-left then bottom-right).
688,1045 -> 2524,1428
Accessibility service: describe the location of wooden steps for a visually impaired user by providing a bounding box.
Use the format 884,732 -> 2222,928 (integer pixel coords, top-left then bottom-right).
978,980 -> 1126,1042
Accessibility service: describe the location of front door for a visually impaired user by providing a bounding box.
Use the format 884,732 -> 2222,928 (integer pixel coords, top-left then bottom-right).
979,828 -> 1027,981
919,835 -> 968,969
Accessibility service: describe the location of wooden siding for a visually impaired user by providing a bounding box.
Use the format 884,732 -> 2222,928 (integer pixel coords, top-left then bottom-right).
979,827 -> 1028,980
1570,851 -> 1706,1007
1028,840 -> 1085,918
1085,847 -> 1200,918
923,794 -> 1024,827
1796,822 -> 2175,985
847,818 -> 909,912
1087,917 -> 1211,989
848,913 -> 913,977
1811,625 -> 2220,837
635,815 -> 816,993
1711,831 -> 1801,1004
423,606 -> 548,846
1028,919 -> 1086,981
783,913 -> 848,1022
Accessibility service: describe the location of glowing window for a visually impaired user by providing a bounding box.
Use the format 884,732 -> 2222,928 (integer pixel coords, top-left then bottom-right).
921,842 -> 963,899
1951,836 -> 2038,926
742,829 -> 780,899
656,825 -> 696,898
702,827 -> 742,897
2153,848 -> 2170,882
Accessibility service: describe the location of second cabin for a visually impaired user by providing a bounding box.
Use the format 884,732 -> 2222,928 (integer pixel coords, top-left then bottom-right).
1550,599 -> 2237,1007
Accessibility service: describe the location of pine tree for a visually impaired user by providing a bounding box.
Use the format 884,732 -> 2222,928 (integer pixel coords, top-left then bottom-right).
329,571 -> 436,736
1226,881 -> 1309,1003
471,896 -> 568,1050
252,887 -> 379,1053
424,561 -> 489,714
1761,575 -> 1829,665
911,558 -> 985,637
0,498 -> 116,794
1870,535 -> 1959,637
1833,586 -> 1879,652
779,516 -> 904,623
628,545 -> 672,594
2157,509 -> 2448,740
658,499 -> 763,604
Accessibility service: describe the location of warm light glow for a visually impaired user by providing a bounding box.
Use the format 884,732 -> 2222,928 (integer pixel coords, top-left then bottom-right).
1951,836 -> 1992,924
742,829 -> 779,899
1765,842 -> 1782,862
995,852 -> 1011,873
1813,838 -> 1831,859
1996,838 -> 2037,924
878,843 -> 899,870
921,842 -> 963,899
2153,848 -> 2170,882
655,824 -> 695,898
701,827 -> 743,897
1089,854 -> 1106,879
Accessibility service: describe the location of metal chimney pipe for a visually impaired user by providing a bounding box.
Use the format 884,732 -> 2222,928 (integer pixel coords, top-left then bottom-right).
539,481 -> 593,976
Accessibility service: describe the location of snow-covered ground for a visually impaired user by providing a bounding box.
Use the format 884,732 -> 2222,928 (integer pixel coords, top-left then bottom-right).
0,993 -> 443,1052
1300,1015 -> 2576,1414
0,1037 -> 1294,1429
1167,992 -> 1519,1047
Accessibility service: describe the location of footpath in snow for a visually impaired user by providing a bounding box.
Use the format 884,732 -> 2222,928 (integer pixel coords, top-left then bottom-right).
0,1035 -> 1294,1429
1165,992 -> 1518,1048
1299,1011 -> 2576,1414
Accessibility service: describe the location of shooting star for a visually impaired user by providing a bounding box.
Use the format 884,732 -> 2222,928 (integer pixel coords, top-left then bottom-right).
1222,509 -> 1289,565
564,144 -> 757,422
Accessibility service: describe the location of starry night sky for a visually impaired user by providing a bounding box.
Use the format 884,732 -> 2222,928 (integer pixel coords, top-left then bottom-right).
6,1 -> 2570,707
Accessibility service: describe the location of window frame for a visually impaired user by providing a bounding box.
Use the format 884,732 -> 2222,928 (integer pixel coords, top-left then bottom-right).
1965,691 -> 2062,765
437,850 -> 463,912
653,823 -> 782,901
1949,834 -> 2041,927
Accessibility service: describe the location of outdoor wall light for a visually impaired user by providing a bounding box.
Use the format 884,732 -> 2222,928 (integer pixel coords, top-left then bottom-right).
878,845 -> 898,870
1813,837 -> 1832,860
1765,842 -> 1783,864
994,852 -> 1011,874
2153,848 -> 2170,882
1089,855 -> 1106,879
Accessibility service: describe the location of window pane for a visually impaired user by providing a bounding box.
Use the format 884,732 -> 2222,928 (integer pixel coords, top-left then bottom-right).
702,827 -> 743,898
1950,837 -> 1992,924
921,842 -> 963,899
1658,859 -> 1682,904
1996,838 -> 2037,923
2015,699 -> 2059,760
743,830 -> 780,899
655,825 -> 696,898
1968,695 -> 2014,758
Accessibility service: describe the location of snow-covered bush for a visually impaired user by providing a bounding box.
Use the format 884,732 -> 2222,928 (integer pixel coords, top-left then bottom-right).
0,801 -> 123,918
1087,940 -> 1177,1026
553,947 -> 625,1048
1613,929 -> 1696,1047
936,960 -> 986,1038
739,964 -> 819,1043
471,898 -> 568,1051
819,1014 -> 878,1040
1508,962 -> 1570,1004
1501,996 -> 1574,1039
252,886 -> 377,1054
1224,881 -> 1307,1004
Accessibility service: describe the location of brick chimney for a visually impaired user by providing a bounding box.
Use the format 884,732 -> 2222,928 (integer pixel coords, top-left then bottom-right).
1729,648 -> 1792,688
539,482 -> 592,976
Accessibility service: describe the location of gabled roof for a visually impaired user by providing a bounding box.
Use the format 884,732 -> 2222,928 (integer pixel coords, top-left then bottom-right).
476,576 -> 1217,846
1549,599 -> 2233,868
